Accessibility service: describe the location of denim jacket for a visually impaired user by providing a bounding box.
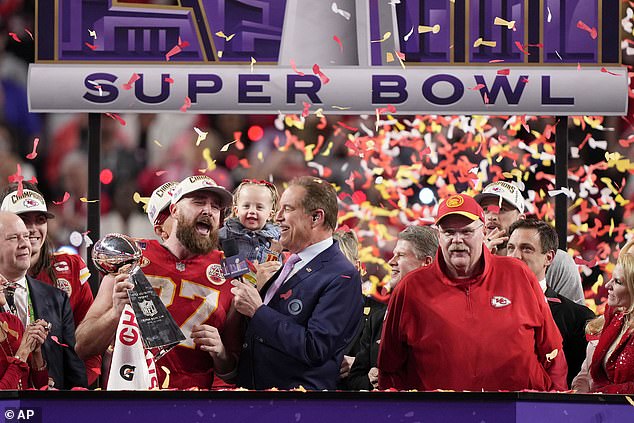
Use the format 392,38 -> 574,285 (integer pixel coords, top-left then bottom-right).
218,218 -> 282,264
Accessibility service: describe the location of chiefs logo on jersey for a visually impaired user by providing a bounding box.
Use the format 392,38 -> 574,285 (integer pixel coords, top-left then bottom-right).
490,296 -> 512,308
139,257 -> 151,268
56,278 -> 72,297
206,264 -> 225,285
53,261 -> 70,274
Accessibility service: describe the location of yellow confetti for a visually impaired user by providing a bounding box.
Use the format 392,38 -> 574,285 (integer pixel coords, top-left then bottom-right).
320,141 -> 334,156
250,56 -> 256,72
153,140 -> 163,147
609,218 -> 615,237
215,31 -> 235,42
218,51 -> 223,58
418,24 -> 440,34
257,151 -> 264,162
386,52 -> 394,62
592,275 -> 603,295
315,108 -> 324,118
133,192 -> 149,206
201,148 -> 216,171
493,17 -> 516,30
332,105 -> 351,110
371,31 -> 392,43
220,139 -> 238,152
625,396 -> 634,407
79,197 -> 99,203
473,37 -> 497,48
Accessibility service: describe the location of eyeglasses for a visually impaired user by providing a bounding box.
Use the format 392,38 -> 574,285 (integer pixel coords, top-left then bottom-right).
438,223 -> 483,240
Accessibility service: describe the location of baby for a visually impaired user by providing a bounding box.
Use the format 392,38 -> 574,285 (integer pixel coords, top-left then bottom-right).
219,179 -> 282,266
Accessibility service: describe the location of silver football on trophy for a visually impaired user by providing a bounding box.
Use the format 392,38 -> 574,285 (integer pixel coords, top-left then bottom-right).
92,233 -> 142,274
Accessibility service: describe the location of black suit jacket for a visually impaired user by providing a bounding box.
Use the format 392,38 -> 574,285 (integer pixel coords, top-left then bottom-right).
545,287 -> 595,387
27,276 -> 87,389
347,302 -> 387,390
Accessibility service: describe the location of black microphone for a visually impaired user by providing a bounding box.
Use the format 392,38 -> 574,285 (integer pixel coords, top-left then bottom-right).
220,238 -> 250,280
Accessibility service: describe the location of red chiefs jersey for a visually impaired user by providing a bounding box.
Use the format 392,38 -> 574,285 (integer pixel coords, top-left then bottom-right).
35,252 -> 93,327
136,239 -> 240,390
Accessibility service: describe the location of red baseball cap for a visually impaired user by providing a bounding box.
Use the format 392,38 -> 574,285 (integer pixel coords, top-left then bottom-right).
435,194 -> 484,225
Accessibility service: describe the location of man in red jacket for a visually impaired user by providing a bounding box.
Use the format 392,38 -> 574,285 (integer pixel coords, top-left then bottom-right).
378,193 -> 568,391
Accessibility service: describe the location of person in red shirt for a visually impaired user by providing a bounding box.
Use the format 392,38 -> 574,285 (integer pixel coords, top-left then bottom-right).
590,239 -> 634,393
377,193 -> 567,391
76,175 -> 241,389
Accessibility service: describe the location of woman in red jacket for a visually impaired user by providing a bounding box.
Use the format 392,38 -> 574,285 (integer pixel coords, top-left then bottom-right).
0,280 -> 50,390
591,240 -> 634,393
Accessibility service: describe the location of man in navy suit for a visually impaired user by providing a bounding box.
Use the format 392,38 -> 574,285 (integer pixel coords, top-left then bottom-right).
232,176 -> 363,390
0,211 -> 86,389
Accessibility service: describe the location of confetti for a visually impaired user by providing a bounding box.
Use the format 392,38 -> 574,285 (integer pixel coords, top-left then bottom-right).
371,32 -> 392,43
600,67 -> 621,76
79,197 -> 99,203
180,96 -> 192,112
84,42 -> 97,51
88,29 -> 97,39
331,2 -> 351,20
165,38 -> 189,61
494,17 -> 516,30
290,59 -> 305,76
248,125 -> 264,141
164,77 -> 174,84
496,68 -> 510,75
576,20 -> 597,39
220,139 -> 238,152
105,113 -> 126,126
515,41 -> 530,55
51,336 -> 69,348
132,192 -> 149,205
215,31 -> 235,42
25,29 -> 33,40
194,127 -> 208,146
8,32 -> 21,43
250,57 -> 256,73
100,168 -> 113,184
26,138 -> 39,160
418,24 -> 441,34
200,148 -> 216,172
155,170 -> 167,176
547,7 -> 552,23
403,27 -> 414,41
312,64 -> 330,84
333,35 -> 343,53
625,396 -> 634,407
53,192 -> 70,205
473,38 -> 496,48
122,73 -> 140,90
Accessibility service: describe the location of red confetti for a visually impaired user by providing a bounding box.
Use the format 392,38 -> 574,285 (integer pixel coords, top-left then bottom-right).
520,77 -> 529,84
574,256 -> 598,267
247,125 -> 264,141
100,168 -> 113,184
333,35 -> 343,53
376,104 -> 396,114
8,164 -> 24,196
290,59 -> 305,76
166,38 -> 190,61
155,170 -> 168,176
488,59 -> 505,63
302,102 -> 311,118
514,41 -> 530,55
164,77 -> 174,84
53,192 -> 70,205
600,67 -> 621,76
469,84 -> 486,91
8,32 -> 20,43
484,92 -> 489,104
180,96 -> 192,112
312,64 -> 330,84
225,155 -> 239,170
105,113 -> 126,126
84,42 -> 97,51
50,336 -> 69,348
351,190 -> 367,205
576,20 -> 597,39
337,121 -> 358,132
496,68 -> 510,76
26,138 -> 39,160
122,73 -> 140,90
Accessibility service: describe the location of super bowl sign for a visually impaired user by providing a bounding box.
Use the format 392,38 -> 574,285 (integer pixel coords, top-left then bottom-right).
28,0 -> 627,115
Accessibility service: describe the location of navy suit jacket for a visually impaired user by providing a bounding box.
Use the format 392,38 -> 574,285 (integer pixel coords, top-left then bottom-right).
237,241 -> 363,390
27,276 -> 87,389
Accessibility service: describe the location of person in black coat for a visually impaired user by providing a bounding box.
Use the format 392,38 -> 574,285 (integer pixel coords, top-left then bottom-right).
507,218 -> 594,387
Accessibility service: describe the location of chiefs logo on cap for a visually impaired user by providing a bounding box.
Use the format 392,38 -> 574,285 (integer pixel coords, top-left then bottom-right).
446,195 -> 464,208
22,198 -> 40,208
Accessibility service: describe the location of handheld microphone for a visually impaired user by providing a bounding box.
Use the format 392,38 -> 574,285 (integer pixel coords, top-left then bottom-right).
220,238 -> 250,280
